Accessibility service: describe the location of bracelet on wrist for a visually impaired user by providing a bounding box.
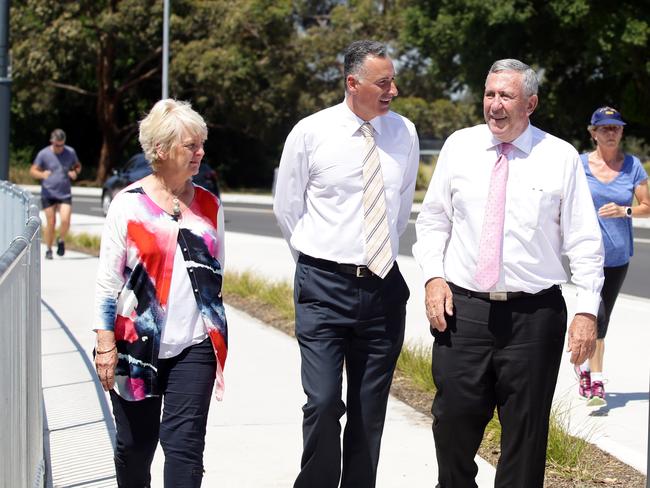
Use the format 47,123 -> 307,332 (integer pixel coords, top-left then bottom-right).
96,345 -> 117,355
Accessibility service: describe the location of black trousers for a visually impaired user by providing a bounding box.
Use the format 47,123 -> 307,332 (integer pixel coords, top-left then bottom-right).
596,263 -> 628,339
431,286 -> 566,488
110,338 -> 216,488
293,256 -> 409,488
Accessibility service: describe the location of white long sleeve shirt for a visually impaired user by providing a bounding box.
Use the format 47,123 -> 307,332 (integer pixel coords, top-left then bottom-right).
412,123 -> 604,315
273,102 -> 419,265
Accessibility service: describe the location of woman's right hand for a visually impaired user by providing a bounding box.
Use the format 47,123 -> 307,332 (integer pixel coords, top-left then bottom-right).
95,331 -> 118,392
598,202 -> 626,218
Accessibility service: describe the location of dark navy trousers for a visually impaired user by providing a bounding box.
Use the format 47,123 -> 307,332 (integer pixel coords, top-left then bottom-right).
110,337 -> 216,488
293,255 -> 409,488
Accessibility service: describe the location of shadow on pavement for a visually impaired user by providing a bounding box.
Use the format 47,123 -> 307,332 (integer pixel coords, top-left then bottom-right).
589,391 -> 649,416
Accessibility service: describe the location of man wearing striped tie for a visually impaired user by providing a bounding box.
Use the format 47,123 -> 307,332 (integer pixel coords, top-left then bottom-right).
412,59 -> 604,487
274,40 -> 419,488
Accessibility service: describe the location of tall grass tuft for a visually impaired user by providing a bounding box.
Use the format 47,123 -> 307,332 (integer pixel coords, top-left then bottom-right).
70,232 -> 102,252
396,341 -> 436,394
41,228 -> 102,255
545,403 -> 594,479
223,270 -> 295,321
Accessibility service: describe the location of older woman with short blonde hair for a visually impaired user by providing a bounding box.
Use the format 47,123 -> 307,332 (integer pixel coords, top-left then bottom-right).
93,99 -> 227,487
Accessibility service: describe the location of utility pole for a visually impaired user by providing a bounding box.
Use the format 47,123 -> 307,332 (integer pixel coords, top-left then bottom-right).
0,0 -> 11,181
162,0 -> 169,100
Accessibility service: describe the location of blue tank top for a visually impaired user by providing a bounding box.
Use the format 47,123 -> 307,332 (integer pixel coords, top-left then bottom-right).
580,153 -> 648,267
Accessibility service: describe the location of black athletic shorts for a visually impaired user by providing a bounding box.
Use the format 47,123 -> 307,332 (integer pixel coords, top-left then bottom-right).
41,196 -> 72,209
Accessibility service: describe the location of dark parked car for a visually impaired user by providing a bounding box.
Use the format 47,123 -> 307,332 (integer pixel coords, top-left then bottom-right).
101,153 -> 220,215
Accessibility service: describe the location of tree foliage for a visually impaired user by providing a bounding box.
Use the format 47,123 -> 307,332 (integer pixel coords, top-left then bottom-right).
11,0 -> 163,181
169,0 -> 302,186
9,0 -> 648,186
400,0 -> 650,148
392,97 -> 481,140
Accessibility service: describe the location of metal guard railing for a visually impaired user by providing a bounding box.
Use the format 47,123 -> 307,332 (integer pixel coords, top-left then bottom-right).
0,180 -> 44,488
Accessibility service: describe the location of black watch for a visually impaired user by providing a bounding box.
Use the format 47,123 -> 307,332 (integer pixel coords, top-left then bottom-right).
625,206 -> 632,218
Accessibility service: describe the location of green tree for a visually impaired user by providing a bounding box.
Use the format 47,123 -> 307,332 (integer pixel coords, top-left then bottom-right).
11,0 -> 164,182
391,97 -> 480,139
401,0 -> 650,147
169,0 -> 405,186
169,0 -> 303,186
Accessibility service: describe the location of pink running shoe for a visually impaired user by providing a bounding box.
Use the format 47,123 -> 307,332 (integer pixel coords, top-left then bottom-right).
576,367 -> 591,400
587,381 -> 607,407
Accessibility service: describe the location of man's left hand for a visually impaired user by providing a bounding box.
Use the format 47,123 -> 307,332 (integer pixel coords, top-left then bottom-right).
567,313 -> 597,365
424,277 -> 454,332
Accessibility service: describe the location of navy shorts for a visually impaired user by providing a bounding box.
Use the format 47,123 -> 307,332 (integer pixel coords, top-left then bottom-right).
41,196 -> 72,209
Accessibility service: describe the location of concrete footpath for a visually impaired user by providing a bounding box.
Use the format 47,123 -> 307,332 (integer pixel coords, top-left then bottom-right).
39,194 -> 648,486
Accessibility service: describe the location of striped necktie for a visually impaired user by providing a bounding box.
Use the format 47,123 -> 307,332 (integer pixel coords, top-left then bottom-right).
360,122 -> 392,278
474,142 -> 514,289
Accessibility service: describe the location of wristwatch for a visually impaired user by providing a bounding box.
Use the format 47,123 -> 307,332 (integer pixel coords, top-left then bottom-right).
625,206 -> 632,218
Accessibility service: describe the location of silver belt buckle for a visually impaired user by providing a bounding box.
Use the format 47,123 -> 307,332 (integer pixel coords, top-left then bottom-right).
489,291 -> 508,301
356,266 -> 365,277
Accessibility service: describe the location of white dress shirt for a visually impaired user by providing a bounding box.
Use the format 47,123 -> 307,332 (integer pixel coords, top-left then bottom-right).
274,101 -> 419,265
412,123 -> 604,314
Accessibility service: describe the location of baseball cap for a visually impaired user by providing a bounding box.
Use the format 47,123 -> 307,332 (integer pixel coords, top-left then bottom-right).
590,106 -> 626,126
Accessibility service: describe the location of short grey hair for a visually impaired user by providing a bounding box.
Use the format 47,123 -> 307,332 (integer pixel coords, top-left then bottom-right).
343,40 -> 388,91
50,128 -> 66,142
138,99 -> 208,171
488,59 -> 539,97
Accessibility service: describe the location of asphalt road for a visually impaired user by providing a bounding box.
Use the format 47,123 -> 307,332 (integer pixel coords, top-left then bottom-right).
69,194 -> 650,299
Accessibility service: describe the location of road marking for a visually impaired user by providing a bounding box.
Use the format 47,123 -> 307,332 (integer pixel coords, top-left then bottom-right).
404,222 -> 650,245
73,196 -> 101,202
226,205 -> 275,214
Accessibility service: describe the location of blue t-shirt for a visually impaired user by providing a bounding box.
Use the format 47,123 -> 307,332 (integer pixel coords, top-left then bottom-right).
34,145 -> 79,200
581,153 -> 648,267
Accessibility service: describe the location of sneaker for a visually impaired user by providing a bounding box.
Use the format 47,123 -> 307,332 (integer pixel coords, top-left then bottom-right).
56,238 -> 65,256
587,381 -> 607,407
577,368 -> 592,400
45,249 -> 53,260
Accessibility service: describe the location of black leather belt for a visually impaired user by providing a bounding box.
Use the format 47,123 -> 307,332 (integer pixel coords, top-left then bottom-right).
448,282 -> 560,302
298,253 -> 379,278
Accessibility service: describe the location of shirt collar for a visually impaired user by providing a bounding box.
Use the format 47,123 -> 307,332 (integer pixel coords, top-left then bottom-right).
485,122 -> 533,155
339,100 -> 384,137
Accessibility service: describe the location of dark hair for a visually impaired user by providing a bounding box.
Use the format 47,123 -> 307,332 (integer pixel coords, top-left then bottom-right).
343,40 -> 387,90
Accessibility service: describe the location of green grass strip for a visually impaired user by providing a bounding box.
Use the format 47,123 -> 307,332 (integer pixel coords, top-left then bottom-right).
224,270 -> 295,322
42,228 -> 102,256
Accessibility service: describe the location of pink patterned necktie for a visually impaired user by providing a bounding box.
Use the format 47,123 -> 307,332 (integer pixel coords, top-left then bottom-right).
474,142 -> 514,290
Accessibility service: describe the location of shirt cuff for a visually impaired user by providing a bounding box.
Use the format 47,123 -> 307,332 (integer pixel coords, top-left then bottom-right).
421,262 -> 446,284
574,290 -> 601,317
93,297 -> 117,331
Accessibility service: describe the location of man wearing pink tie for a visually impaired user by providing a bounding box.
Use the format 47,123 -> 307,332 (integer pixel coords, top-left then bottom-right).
412,59 -> 604,488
